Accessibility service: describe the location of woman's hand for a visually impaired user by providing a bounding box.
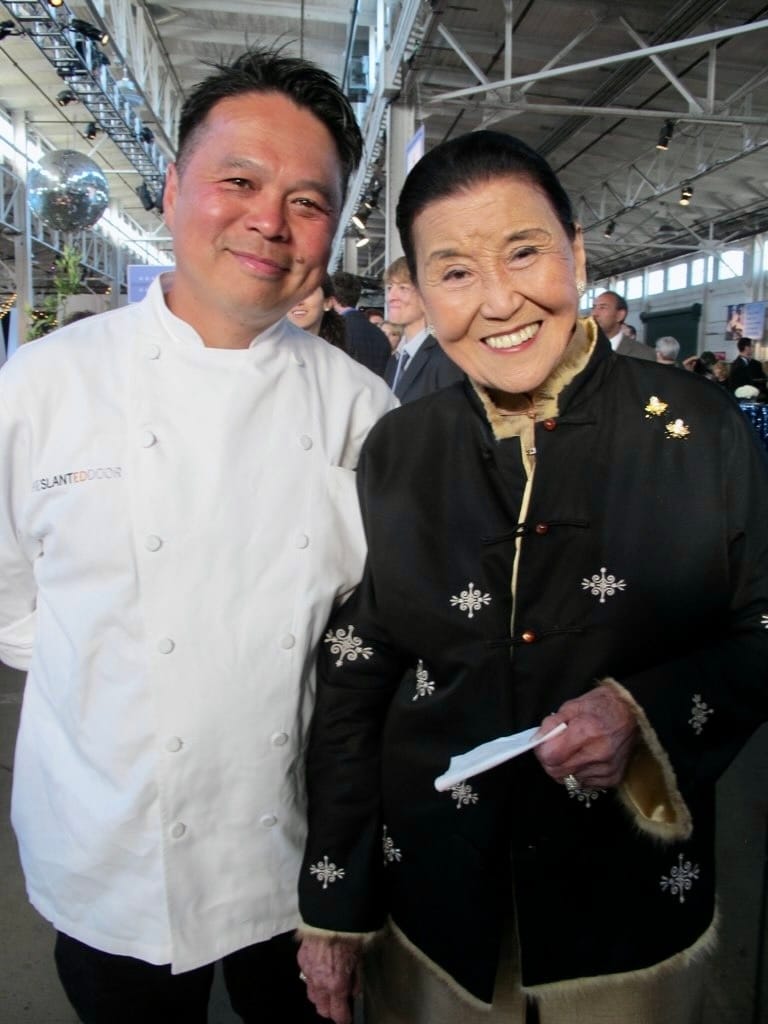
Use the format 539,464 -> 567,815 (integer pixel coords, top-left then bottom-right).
297,934 -> 363,1024
534,686 -> 638,790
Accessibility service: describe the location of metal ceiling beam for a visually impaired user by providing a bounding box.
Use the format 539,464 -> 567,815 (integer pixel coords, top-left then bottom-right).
441,99 -> 768,127
2,0 -> 167,193
85,0 -> 184,152
330,0 -> 431,267
619,16 -> 703,114
428,19 -> 768,103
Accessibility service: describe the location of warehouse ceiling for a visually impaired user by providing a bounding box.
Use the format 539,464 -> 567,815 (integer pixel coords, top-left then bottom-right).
0,0 -> 767,298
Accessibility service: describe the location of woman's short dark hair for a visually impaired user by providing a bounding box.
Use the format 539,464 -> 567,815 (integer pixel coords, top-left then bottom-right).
176,46 -> 363,191
317,275 -> 347,352
396,130 -> 577,281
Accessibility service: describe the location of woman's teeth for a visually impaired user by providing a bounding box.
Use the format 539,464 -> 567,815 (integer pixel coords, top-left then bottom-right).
484,323 -> 539,349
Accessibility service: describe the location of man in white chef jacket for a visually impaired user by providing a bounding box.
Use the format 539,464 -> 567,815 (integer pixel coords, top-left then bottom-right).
0,48 -> 396,1023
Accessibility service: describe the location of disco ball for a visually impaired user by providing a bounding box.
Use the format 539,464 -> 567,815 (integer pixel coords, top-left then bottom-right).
27,149 -> 109,231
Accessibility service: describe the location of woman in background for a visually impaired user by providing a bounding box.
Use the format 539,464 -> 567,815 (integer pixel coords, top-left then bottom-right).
288,275 -> 347,351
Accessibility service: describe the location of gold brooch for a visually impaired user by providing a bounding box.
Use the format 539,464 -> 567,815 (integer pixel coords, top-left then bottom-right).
645,396 -> 668,417
665,418 -> 690,439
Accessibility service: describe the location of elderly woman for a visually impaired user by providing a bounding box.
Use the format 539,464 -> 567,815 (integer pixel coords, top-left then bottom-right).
296,132 -> 768,1024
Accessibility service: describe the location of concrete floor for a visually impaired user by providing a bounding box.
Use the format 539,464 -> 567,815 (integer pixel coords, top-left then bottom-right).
1,659 -> 766,1022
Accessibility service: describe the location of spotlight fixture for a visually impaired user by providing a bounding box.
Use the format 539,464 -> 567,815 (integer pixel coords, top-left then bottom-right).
84,122 -> 99,140
138,126 -> 154,145
603,219 -> 616,238
656,120 -> 674,151
355,235 -> 370,248
679,182 -> 694,206
136,182 -> 156,211
47,0 -> 65,6
70,18 -> 109,47
0,19 -> 23,41
57,88 -> 77,107
351,210 -> 369,232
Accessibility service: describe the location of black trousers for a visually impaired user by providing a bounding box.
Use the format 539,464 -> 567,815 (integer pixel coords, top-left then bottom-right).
55,930 -> 326,1024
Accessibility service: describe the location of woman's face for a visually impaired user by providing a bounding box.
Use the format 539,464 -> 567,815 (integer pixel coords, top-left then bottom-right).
413,175 -> 586,401
287,285 -> 329,334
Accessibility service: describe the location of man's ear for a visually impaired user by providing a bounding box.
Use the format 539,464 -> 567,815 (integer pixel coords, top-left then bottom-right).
162,164 -> 179,231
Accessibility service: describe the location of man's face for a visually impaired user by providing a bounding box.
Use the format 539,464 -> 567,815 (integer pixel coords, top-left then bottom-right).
591,293 -> 624,338
163,92 -> 344,347
385,278 -> 426,335
743,343 -> 754,359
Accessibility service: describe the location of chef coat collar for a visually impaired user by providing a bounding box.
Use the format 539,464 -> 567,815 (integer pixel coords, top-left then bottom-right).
149,272 -> 292,354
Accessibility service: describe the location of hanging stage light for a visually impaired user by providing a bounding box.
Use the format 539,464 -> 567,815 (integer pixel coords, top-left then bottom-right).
355,235 -> 370,248
603,219 -> 616,238
0,19 -> 23,41
352,209 -> 369,232
47,0 -> 65,7
70,18 -> 110,47
57,88 -> 77,107
138,126 -> 154,145
656,120 -> 674,151
679,182 -> 694,206
84,122 -> 99,140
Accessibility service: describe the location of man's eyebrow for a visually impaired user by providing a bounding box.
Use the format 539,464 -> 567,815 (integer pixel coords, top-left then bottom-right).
426,227 -> 551,263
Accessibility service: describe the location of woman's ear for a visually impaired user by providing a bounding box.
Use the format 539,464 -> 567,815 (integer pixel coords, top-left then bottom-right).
572,224 -> 587,286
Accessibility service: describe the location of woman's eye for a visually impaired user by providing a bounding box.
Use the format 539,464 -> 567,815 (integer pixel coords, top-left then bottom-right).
511,246 -> 538,262
443,268 -> 470,283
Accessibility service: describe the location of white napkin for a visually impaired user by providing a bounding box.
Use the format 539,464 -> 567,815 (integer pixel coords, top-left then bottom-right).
433,722 -> 567,792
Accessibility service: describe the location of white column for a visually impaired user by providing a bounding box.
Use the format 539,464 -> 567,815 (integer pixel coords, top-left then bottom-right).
384,102 -> 415,269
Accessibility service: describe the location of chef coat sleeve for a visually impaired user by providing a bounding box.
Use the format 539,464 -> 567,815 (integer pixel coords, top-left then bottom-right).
299,524 -> 409,934
0,384 -> 38,670
605,411 -> 768,841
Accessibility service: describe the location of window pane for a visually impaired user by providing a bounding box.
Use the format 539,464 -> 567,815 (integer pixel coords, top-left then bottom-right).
667,263 -> 687,290
690,258 -> 705,286
717,249 -> 744,280
647,269 -> 664,295
613,280 -> 626,297
626,275 -> 643,300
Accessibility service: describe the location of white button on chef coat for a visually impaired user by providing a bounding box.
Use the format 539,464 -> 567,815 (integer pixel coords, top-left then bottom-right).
157,637 -> 175,654
259,814 -> 278,829
280,634 -> 295,650
141,430 -> 158,448
295,533 -> 309,549
146,343 -> 161,360
165,737 -> 183,753
145,535 -> 163,552
270,732 -> 289,747
170,822 -> 186,839
299,435 -> 313,450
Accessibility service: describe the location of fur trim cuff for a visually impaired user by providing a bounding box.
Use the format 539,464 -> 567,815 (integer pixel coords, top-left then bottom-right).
599,677 -> 693,841
296,922 -> 378,946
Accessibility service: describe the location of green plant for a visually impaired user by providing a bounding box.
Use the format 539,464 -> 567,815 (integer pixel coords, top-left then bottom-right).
26,245 -> 83,340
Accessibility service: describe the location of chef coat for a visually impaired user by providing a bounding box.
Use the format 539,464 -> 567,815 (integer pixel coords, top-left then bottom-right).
0,274 -> 396,971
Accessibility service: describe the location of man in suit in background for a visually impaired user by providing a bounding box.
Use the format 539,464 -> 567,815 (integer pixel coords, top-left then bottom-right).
383,257 -> 464,403
330,271 -> 390,376
592,291 -> 655,361
729,337 -> 766,397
